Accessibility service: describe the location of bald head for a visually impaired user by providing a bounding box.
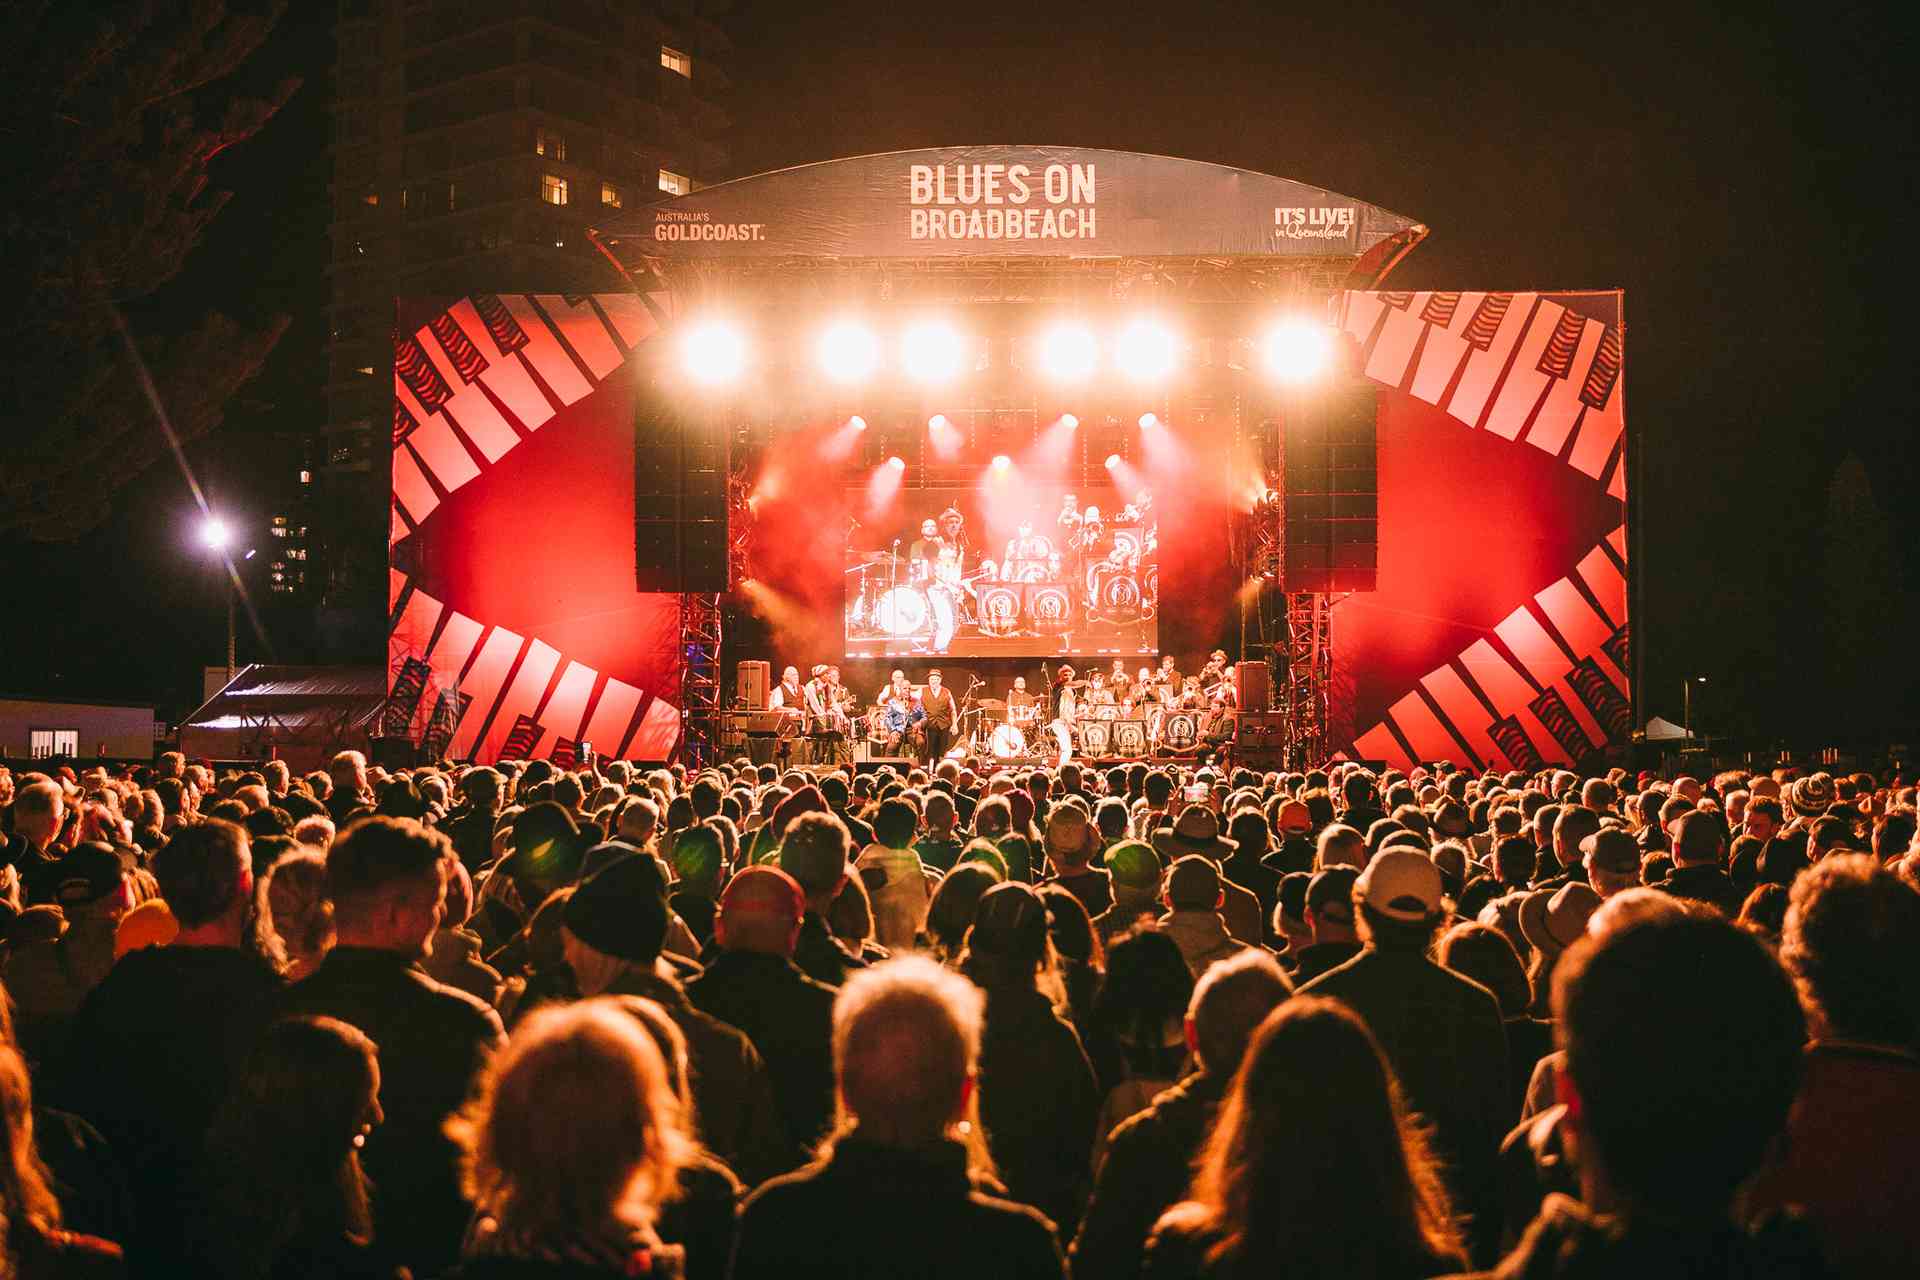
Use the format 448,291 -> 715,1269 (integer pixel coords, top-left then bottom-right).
716,865 -> 806,957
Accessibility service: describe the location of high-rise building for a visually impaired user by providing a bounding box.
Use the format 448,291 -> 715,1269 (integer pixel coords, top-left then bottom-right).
317,0 -> 730,643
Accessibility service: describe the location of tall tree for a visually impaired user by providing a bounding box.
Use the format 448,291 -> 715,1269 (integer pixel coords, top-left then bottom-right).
1821,452 -> 1904,739
0,1 -> 293,538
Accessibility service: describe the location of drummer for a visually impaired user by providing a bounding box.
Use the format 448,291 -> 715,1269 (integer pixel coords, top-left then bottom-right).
1007,675 -> 1040,726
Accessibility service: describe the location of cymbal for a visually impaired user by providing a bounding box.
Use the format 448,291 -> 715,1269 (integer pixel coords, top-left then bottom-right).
975,698 -> 1006,710
855,551 -> 892,564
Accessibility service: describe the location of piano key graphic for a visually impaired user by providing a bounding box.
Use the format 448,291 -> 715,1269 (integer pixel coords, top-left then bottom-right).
1575,541 -> 1628,629
450,627 -> 526,761
1494,608 -> 1606,748
1419,664 -> 1504,771
595,290 -> 671,350
426,611 -> 484,698
1537,576 -> 1629,690
1341,291 -> 1389,347
1483,298 -> 1565,440
422,689 -> 470,760
1365,291 -> 1432,387
1448,293 -> 1536,429
630,696 -> 684,762
1567,657 -> 1633,742
536,295 -> 625,379
477,638 -> 562,764
1408,290 -> 1486,405
1529,686 -> 1599,766
538,661 -> 600,749
390,445 -> 438,526
498,714 -> 544,762
1526,314 -> 1606,458
405,414 -> 482,499
499,295 -> 594,404
411,320 -> 520,465
581,677 -> 644,760
384,657 -> 432,738
1487,715 -> 1547,772
389,584 -> 444,665
1387,689 -> 1470,767
449,298 -> 555,431
1458,638 -> 1571,764
1351,722 -> 1409,771
1567,329 -> 1624,481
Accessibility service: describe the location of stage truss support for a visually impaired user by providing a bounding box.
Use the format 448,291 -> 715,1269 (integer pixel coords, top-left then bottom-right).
1279,591 -> 1334,765
679,592 -> 724,767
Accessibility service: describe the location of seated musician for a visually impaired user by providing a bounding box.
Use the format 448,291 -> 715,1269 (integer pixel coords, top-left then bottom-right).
1006,675 -> 1039,726
877,669 -> 925,757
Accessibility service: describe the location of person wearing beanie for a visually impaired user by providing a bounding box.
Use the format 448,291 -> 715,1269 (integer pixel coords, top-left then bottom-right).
564,853 -> 791,1186
686,866 -> 839,1160
1043,805 -> 1112,919
1092,840 -> 1164,948
1300,849 -> 1508,1263
779,811 -> 868,987
1157,856 -> 1249,978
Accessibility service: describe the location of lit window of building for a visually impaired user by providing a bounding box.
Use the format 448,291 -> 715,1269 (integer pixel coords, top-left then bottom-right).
299,470 -> 311,484
361,189 -> 378,206
447,181 -> 457,211
659,169 -> 691,196
536,127 -> 566,161
601,182 -> 622,208
542,173 -> 569,205
661,47 -> 692,77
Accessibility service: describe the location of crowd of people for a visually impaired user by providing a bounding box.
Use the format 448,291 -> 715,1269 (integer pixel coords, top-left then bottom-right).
0,745 -> 1914,1279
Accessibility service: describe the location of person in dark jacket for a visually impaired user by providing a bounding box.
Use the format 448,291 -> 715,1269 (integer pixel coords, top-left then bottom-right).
561,852 -> 791,1186
732,955 -> 1064,1279
444,767 -> 505,876
1658,810 -> 1744,916
1438,915 -> 1819,1280
777,812 -> 868,986
960,882 -> 1101,1233
1258,799 -> 1318,878
1299,850 -> 1509,1261
1071,950 -> 1290,1280
1142,997 -> 1467,1280
1437,921 -> 1553,1123
56,819 -> 283,1274
684,866 -> 838,1157
280,817 -> 505,1278
1290,865 -> 1363,983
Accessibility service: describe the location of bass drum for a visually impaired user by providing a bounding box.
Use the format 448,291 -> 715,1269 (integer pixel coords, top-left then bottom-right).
874,586 -> 930,638
989,723 -> 1028,759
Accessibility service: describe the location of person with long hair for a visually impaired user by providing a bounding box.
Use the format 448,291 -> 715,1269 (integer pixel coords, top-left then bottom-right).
731,956 -> 1063,1278
189,1017 -> 392,1279
444,999 -> 695,1278
0,1042 -> 124,1277
1143,997 -> 1465,1278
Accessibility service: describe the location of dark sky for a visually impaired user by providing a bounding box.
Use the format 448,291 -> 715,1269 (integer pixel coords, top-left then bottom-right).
6,0 -> 1913,739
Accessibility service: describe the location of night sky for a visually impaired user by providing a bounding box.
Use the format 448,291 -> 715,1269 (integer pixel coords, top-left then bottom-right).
6,1 -> 1913,743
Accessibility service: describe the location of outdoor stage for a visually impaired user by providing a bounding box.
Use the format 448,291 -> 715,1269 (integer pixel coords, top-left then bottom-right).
381,147 -> 1632,775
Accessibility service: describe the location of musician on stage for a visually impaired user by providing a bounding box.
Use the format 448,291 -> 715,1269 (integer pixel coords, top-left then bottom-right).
937,507 -> 970,568
804,664 -> 844,765
877,669 -> 924,758
1156,654 -> 1181,695
1199,648 -> 1230,688
1006,675 -> 1040,727
768,665 -> 809,764
1086,671 -> 1115,707
1108,659 -> 1132,700
1046,665 -> 1079,763
908,519 -> 945,582
921,668 -> 960,764
1001,520 -> 1052,580
1178,675 -> 1208,710
1208,664 -> 1240,712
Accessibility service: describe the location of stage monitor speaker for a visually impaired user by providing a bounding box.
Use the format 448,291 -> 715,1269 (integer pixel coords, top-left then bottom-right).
736,661 -> 770,710
635,400 -> 730,593
1235,711 -> 1287,750
1283,377 -> 1378,594
1236,661 -> 1272,714
857,757 -> 915,775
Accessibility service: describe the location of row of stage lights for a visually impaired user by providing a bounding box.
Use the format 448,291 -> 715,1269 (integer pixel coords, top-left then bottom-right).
856,410 -> 1164,474
679,316 -> 1338,388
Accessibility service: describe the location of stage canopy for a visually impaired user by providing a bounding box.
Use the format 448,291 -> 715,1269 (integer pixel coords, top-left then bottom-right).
593,145 -> 1425,280
181,665 -> 386,770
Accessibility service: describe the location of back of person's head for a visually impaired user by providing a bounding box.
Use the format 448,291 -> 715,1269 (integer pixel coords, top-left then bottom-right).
202,1015 -> 378,1267
716,866 -> 806,958
872,797 -> 918,849
1673,810 -> 1728,866
923,862 -> 1001,959
669,823 -> 725,894
1436,921 -> 1531,1018
1166,854 -> 1222,912
450,999 -> 693,1240
326,816 -> 449,936
689,776 -> 723,820
779,811 -> 852,900
1554,914 -> 1804,1217
264,851 -> 334,978
1188,997 -> 1458,1270
0,1043 -> 63,1236
1094,928 -> 1194,1055
1315,823 -> 1366,870
959,881 -> 1054,991
1495,835 -> 1537,885
1781,853 -> 1920,1048
832,956 -> 986,1160
153,818 -> 253,930
1553,805 -> 1603,862
1035,883 -> 1097,966
1341,771 -> 1377,811
1186,949 -> 1291,1075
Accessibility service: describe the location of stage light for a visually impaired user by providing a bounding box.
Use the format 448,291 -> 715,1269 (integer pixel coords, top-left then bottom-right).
200,517 -> 232,551
817,320 -> 880,383
1261,319 -> 1334,383
681,321 -> 746,384
991,454 -> 1011,470
1104,453 -> 1121,470
1115,319 -> 1177,382
902,320 -> 964,383
928,414 -> 950,430
1039,323 -> 1098,381
1138,412 -> 1159,430
887,455 -> 906,470
1060,413 -> 1079,430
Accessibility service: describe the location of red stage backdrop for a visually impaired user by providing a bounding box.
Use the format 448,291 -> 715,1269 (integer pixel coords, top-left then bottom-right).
1332,290 -> 1628,772
386,292 -> 685,765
